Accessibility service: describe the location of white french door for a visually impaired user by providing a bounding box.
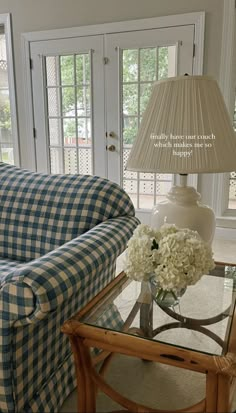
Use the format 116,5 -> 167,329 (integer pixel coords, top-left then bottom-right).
30,36 -> 106,177
105,26 -> 194,210
29,23 -> 195,218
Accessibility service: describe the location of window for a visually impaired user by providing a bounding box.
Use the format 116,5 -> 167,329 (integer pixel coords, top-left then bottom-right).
209,1 -> 236,228
228,94 -> 236,210
0,14 -> 19,165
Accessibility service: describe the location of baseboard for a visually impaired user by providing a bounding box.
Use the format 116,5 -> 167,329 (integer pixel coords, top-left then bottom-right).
215,226 -> 236,241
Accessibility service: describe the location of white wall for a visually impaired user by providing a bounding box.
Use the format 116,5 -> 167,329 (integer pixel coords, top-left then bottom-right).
0,0 -> 224,168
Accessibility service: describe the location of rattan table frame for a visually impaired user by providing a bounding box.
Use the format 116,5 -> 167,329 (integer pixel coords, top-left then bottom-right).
62,264 -> 236,413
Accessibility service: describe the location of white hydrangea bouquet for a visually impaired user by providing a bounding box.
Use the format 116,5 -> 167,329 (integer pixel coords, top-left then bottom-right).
125,223 -> 215,305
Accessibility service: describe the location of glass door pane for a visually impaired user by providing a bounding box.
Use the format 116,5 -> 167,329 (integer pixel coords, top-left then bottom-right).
229,171 -> 236,209
45,53 -> 92,174
122,46 -> 175,209
30,35 -> 105,176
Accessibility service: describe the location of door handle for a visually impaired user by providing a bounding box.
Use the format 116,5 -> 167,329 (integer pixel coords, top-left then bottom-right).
107,145 -> 116,152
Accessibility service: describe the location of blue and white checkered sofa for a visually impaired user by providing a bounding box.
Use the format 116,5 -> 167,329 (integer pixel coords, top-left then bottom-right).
0,163 -> 139,413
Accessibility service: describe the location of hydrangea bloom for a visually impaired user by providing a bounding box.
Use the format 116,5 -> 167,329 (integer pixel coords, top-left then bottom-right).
125,224 -> 215,291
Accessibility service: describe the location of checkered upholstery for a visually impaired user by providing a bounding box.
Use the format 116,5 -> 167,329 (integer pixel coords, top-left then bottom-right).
0,163 -> 135,261
0,258 -> 24,280
0,163 -> 140,413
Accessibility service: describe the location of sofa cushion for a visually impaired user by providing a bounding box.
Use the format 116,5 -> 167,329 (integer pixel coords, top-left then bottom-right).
0,163 -> 135,261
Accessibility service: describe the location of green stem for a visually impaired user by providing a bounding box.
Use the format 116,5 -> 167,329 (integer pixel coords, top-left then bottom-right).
171,291 -> 178,300
156,288 -> 164,300
162,290 -> 168,300
155,288 -> 178,302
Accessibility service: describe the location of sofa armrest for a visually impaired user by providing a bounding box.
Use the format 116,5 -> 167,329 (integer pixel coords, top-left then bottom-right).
1,216 -> 139,323
0,281 -> 36,411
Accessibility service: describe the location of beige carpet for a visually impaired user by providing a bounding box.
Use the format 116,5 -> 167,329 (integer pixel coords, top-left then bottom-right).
60,353 -> 236,412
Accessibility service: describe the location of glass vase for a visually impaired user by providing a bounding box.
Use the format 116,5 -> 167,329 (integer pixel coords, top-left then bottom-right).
149,276 -> 186,307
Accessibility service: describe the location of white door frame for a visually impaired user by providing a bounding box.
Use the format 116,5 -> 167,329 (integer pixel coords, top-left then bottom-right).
0,13 -> 20,165
21,12 -> 205,171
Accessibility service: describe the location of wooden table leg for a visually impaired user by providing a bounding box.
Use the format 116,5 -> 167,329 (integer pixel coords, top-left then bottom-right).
217,374 -> 231,413
70,336 -> 96,413
206,371 -> 218,412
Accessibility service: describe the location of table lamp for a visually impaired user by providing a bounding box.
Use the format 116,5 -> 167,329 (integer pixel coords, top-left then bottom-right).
126,75 -> 236,244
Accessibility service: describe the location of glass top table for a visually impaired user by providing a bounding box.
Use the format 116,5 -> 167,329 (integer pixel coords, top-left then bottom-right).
62,262 -> 236,413
79,263 -> 236,356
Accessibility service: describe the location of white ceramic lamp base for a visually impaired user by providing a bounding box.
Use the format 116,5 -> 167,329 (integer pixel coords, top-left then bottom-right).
151,185 -> 216,244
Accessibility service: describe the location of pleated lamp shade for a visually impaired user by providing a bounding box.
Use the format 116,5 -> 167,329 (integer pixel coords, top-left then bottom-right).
126,75 -> 236,174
